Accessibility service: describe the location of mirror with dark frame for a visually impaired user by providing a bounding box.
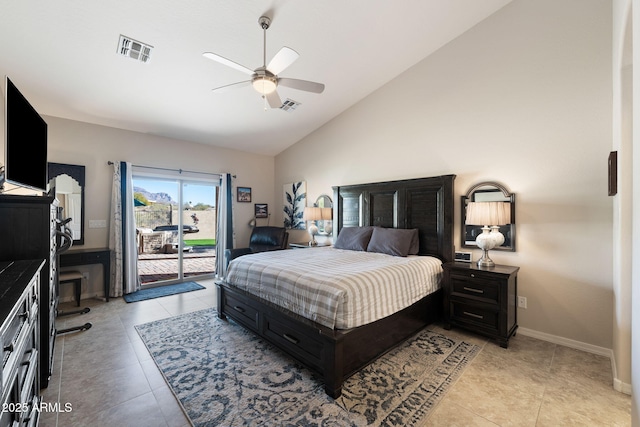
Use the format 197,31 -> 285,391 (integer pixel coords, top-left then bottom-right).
461,181 -> 515,251
314,194 -> 333,235
48,162 -> 85,245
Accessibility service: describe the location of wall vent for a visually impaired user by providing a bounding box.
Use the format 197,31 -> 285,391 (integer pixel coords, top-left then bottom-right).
280,99 -> 301,112
118,35 -> 153,63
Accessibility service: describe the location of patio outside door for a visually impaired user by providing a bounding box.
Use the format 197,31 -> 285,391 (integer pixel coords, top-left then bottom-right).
133,175 -> 217,286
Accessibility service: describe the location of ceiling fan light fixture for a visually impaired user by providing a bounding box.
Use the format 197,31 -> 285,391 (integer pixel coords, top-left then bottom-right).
252,76 -> 277,94
204,14 -> 324,106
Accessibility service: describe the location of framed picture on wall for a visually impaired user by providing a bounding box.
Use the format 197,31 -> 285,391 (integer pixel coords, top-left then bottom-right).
237,187 -> 252,202
255,203 -> 268,218
283,181 -> 307,229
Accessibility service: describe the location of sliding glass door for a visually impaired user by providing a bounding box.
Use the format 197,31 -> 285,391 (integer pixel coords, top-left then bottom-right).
181,181 -> 218,281
132,173 -> 217,286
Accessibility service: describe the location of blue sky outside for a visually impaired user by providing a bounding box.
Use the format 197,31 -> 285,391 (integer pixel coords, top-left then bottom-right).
133,178 -> 216,206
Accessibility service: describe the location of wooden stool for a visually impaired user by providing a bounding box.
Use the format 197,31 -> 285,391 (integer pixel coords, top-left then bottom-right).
59,271 -> 82,307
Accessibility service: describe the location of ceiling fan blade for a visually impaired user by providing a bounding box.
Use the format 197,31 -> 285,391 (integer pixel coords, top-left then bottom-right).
211,80 -> 251,93
267,47 -> 299,75
203,52 -> 254,75
278,78 -> 325,94
266,90 -> 283,108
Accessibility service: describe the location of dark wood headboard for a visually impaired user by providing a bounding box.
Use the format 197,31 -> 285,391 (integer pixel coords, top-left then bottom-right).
332,174 -> 455,262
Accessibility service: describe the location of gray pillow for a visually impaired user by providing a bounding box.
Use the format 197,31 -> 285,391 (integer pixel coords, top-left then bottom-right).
407,228 -> 420,255
367,227 -> 418,257
334,226 -> 374,251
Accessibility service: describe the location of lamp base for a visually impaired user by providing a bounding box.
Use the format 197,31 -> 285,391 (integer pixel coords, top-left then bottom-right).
477,249 -> 495,267
308,224 -> 319,247
476,227 -> 496,267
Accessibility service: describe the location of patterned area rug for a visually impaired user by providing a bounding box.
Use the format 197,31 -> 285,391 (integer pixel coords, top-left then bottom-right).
135,308 -> 479,426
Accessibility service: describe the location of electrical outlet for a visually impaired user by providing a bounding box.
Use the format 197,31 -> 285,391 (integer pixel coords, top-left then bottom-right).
518,296 -> 527,309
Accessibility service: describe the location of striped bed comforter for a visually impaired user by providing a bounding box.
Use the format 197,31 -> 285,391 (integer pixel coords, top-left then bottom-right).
225,247 -> 443,329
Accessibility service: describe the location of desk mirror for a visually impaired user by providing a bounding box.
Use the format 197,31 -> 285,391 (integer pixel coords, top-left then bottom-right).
48,163 -> 85,245
461,181 -> 515,251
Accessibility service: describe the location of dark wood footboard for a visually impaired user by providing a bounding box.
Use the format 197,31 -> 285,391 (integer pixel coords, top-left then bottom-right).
216,281 -> 443,398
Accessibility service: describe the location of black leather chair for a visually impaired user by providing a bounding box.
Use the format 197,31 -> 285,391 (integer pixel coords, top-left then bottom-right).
225,226 -> 289,266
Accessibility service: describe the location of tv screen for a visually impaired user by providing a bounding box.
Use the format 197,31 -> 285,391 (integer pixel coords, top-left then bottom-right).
4,77 -> 48,192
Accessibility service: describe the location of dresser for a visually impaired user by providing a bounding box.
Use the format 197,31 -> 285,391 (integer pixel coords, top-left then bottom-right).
0,259 -> 44,427
0,195 -> 57,387
442,262 -> 519,348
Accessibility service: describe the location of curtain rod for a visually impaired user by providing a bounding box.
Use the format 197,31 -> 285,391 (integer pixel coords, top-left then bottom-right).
107,161 -> 234,178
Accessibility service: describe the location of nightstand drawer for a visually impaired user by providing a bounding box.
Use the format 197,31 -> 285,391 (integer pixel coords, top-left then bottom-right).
450,275 -> 500,303
450,302 -> 499,332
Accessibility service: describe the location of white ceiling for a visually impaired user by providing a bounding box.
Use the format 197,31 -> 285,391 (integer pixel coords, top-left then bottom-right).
0,0 -> 512,156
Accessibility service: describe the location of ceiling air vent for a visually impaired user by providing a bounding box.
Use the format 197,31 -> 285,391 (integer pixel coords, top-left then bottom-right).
118,35 -> 152,63
280,99 -> 301,112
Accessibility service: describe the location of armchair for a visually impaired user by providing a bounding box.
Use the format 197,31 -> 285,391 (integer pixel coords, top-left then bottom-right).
225,226 -> 289,266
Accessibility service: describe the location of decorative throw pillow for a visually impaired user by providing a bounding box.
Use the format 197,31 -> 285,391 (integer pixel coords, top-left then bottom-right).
367,227 -> 418,257
334,226 -> 374,251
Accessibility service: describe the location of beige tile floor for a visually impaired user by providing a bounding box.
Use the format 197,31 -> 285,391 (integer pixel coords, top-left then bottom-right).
40,279 -> 631,426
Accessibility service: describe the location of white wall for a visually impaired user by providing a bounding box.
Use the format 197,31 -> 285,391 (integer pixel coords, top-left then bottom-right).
276,0 -> 614,352
620,0 -> 640,422
612,0 -> 633,396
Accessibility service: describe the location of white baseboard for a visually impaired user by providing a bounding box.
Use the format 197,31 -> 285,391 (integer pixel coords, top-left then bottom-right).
517,327 -> 631,395
613,378 -> 633,395
518,327 -> 611,356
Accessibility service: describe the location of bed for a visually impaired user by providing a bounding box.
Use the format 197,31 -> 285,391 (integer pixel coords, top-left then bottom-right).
216,174 -> 455,398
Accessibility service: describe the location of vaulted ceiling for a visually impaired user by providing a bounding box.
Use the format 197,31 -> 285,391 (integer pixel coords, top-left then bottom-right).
0,0 -> 512,155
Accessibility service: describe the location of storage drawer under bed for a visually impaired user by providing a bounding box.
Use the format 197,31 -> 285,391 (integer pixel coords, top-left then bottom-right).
262,314 -> 324,372
221,292 -> 259,331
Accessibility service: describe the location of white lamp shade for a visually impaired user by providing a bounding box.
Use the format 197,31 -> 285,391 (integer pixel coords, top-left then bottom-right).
320,207 -> 332,220
303,207 -> 323,221
466,202 -> 511,226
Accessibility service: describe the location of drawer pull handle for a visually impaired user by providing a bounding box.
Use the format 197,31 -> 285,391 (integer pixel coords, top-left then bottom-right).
18,312 -> 28,319
283,333 -> 299,345
463,287 -> 484,294
233,305 -> 246,313
470,274 -> 475,278
463,311 -> 484,320
4,344 -> 13,353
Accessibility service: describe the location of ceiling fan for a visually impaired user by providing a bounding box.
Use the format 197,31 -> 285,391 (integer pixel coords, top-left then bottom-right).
203,16 -> 325,109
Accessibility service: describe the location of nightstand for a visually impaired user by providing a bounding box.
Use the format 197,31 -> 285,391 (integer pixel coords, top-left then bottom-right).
442,262 -> 519,348
289,242 -> 331,249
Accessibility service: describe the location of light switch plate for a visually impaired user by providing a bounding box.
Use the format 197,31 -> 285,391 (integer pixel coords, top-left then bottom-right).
89,219 -> 107,229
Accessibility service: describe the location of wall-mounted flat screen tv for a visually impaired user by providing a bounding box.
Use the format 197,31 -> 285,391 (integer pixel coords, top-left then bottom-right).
3,77 -> 48,192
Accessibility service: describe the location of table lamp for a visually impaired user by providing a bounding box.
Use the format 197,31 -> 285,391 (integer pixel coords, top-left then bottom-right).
465,201 -> 511,267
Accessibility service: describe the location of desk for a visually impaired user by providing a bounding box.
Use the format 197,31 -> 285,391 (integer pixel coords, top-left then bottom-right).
60,248 -> 112,302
